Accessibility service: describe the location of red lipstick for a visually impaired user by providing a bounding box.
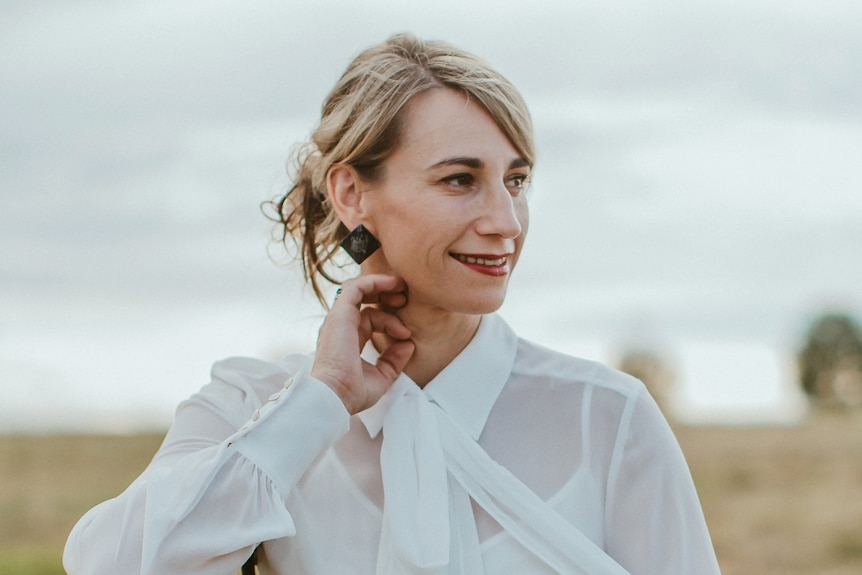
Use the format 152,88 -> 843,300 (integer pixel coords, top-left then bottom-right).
450,253 -> 510,276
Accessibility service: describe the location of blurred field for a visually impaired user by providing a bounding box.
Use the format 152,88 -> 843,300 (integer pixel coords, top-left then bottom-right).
1,410 -> 861,575
678,409 -> 862,575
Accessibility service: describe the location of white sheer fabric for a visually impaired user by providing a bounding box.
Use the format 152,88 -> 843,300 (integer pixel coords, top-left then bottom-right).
64,314 -> 721,574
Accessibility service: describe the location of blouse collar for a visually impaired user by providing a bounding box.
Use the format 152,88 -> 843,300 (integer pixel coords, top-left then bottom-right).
356,313 -> 518,441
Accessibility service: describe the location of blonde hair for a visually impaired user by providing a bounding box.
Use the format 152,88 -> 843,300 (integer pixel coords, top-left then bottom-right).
269,33 -> 535,305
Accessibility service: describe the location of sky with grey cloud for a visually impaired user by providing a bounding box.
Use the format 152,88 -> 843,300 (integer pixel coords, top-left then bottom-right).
2,0 -> 860,429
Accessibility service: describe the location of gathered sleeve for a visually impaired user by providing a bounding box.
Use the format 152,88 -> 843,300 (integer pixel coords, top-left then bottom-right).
63,356 -> 350,575
603,386 -> 721,574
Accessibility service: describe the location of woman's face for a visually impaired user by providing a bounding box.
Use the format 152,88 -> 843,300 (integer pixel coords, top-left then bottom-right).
362,88 -> 531,315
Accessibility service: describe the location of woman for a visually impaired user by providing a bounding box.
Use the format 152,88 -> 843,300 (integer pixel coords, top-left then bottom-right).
64,34 -> 721,574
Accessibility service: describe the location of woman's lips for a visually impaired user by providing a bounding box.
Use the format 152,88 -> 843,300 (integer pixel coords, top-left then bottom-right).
450,253 -> 510,276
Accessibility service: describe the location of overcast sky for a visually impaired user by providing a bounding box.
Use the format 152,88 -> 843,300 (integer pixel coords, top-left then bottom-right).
1,0 -> 860,429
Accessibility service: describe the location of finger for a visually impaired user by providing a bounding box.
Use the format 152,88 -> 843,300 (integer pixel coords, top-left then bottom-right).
358,307 -> 412,343
378,290 -> 408,310
374,340 -> 416,385
336,275 -> 407,309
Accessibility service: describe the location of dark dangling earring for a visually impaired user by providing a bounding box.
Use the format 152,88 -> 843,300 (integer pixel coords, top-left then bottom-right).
339,224 -> 381,264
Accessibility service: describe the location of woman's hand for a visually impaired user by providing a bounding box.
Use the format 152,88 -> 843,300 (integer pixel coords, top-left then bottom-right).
311,275 -> 415,415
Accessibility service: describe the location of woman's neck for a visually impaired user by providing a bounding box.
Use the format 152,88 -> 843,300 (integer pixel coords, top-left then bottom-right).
371,304 -> 481,388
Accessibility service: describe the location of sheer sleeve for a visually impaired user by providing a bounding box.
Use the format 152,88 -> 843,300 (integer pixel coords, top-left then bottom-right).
63,356 -> 350,575
604,386 -> 721,574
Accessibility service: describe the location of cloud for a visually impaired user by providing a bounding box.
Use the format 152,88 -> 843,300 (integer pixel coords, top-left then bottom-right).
1,1 -> 861,427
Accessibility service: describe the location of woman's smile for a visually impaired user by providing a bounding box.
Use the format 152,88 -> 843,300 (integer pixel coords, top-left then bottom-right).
450,252 -> 511,276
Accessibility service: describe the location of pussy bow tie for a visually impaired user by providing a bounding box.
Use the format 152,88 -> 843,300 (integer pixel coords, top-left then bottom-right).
372,379 -> 631,575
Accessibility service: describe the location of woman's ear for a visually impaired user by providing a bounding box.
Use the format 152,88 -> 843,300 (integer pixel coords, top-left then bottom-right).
326,163 -> 366,231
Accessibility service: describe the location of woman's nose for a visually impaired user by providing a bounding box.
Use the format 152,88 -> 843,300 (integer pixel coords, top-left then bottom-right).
476,184 -> 523,239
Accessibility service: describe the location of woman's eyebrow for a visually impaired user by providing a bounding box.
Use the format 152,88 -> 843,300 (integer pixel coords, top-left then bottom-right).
426,156 -> 531,170
426,156 -> 483,170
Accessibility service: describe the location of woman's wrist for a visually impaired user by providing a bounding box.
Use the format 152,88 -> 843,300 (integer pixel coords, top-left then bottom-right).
310,369 -> 359,415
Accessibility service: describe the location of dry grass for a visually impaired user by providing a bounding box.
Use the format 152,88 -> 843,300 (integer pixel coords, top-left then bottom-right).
0,433 -> 164,575
1,410 -> 860,574
678,409 -> 862,575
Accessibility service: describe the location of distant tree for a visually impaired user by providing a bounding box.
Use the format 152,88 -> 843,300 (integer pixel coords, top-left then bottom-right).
798,312 -> 862,408
618,348 -> 675,415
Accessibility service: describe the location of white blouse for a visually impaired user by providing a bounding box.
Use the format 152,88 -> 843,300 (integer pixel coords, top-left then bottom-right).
64,314 -> 721,574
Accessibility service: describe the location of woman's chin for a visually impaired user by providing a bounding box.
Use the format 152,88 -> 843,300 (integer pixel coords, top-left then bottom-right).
447,293 -> 507,316
401,280 -> 509,316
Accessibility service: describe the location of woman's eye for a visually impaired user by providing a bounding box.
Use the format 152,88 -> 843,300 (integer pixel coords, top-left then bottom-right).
506,174 -> 529,193
443,173 -> 474,187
